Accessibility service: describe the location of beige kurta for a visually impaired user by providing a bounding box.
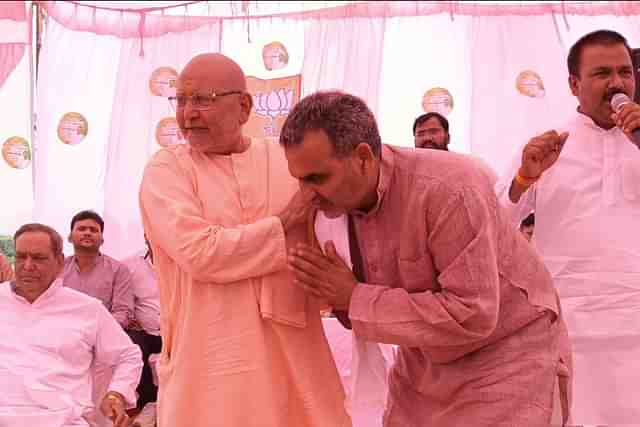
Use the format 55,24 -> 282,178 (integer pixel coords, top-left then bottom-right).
139,139 -> 350,427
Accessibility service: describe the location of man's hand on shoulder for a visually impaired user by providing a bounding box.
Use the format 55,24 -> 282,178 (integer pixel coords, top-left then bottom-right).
278,189 -> 314,232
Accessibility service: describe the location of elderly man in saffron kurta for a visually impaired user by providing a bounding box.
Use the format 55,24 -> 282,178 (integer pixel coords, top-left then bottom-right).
139,53 -> 350,427
282,91 -> 573,427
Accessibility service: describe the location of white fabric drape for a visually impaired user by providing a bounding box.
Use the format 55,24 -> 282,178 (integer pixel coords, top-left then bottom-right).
0,1 -> 30,237
377,15 -> 472,151
220,18 -> 304,80
34,19 -> 121,248
0,52 -> 31,236
468,15 -> 575,177
302,17 -> 386,116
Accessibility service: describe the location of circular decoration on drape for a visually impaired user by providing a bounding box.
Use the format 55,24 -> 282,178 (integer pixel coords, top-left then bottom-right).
516,70 -> 545,98
155,117 -> 184,147
2,136 -> 31,169
422,87 -> 454,116
149,67 -> 178,97
262,42 -> 289,71
57,112 -> 88,145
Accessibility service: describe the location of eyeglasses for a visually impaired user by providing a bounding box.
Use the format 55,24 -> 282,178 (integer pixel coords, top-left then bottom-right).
168,90 -> 243,111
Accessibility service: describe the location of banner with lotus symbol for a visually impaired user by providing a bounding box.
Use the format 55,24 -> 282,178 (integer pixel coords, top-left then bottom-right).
246,75 -> 301,140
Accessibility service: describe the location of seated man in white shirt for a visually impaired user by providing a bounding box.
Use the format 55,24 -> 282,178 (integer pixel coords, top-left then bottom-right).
122,237 -> 162,415
0,223 -> 142,427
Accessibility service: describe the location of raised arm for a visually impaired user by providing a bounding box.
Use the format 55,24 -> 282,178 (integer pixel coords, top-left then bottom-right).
496,130 -> 567,226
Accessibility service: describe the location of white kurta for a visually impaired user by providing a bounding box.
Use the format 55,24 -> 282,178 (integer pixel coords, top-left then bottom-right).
314,212 -> 396,427
496,112 -> 640,425
121,253 -> 161,336
0,279 -> 142,427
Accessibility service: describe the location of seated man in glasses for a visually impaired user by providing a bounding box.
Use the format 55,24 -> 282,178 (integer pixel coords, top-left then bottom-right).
139,53 -> 351,427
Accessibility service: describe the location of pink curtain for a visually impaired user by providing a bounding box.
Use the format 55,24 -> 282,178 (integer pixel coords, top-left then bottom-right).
0,1 -> 27,90
40,1 -> 640,33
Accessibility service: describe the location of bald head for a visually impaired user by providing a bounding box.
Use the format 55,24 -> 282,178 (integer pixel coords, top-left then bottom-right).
174,53 -> 253,156
180,53 -> 247,92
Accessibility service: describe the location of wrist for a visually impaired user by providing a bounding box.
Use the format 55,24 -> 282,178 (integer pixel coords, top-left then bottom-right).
104,391 -> 125,405
515,169 -> 540,187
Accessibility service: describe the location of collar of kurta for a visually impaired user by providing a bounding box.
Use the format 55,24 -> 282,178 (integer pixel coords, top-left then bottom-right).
574,107 -> 623,135
10,277 -> 63,306
351,144 -> 394,220
71,253 -> 103,271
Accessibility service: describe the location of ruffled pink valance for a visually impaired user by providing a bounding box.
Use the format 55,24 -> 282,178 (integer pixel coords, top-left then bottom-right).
38,1 -> 220,40
38,1 -> 640,41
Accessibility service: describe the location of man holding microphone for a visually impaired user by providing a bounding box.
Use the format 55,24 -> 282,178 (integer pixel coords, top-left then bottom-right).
496,29 -> 640,425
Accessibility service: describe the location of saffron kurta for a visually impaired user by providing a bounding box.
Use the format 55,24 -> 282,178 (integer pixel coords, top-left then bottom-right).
496,112 -> 640,425
339,145 -> 571,426
139,139 -> 350,427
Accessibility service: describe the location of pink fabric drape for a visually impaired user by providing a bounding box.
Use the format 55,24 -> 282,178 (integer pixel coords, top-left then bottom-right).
38,1 -> 640,43
0,1 -> 26,21
0,1 -> 27,90
39,1 -> 217,39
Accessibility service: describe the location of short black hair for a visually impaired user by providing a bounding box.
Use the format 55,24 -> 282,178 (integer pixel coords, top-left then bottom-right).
412,112 -> 449,135
520,212 -> 535,229
70,210 -> 104,233
567,29 -> 632,77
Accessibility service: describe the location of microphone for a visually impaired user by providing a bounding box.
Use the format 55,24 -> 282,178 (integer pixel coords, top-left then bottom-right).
610,93 -> 640,145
